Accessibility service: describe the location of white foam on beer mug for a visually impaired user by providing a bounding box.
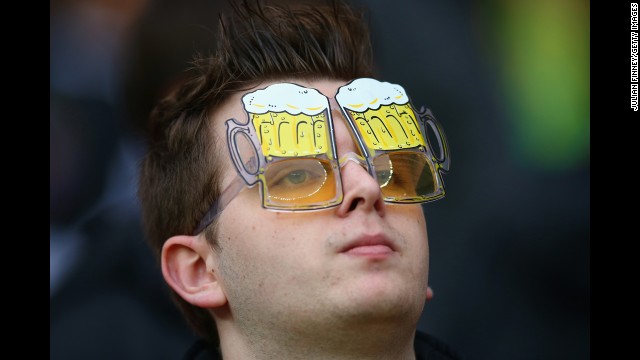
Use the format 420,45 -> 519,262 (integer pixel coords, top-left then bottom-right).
335,78 -> 410,112
242,83 -> 329,115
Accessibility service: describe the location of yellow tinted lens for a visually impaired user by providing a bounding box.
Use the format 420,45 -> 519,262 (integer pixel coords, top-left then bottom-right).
264,158 -> 337,205
374,152 -> 436,200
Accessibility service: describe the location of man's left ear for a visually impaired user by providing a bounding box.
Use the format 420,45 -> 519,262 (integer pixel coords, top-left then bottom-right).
160,234 -> 227,308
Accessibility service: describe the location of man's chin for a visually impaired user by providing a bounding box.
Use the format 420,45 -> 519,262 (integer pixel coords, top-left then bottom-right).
329,280 -> 425,324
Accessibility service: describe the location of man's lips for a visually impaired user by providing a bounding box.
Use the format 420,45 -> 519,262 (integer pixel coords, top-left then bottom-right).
339,234 -> 397,255
344,244 -> 394,256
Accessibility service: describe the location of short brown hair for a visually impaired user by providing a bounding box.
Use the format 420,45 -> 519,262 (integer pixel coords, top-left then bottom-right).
138,0 -> 375,345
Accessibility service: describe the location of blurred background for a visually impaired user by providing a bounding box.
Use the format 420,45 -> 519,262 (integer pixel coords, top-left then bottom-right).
50,0 -> 589,359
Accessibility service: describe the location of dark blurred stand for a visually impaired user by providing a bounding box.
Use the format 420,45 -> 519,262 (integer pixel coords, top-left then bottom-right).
50,1 -> 197,358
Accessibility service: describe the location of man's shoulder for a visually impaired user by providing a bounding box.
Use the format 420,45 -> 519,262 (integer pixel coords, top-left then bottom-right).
414,330 -> 463,360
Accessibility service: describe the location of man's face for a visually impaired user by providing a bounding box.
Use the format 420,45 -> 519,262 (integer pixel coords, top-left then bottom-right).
207,79 -> 429,334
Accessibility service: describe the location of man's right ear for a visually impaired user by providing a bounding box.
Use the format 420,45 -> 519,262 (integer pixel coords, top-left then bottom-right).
161,235 -> 227,308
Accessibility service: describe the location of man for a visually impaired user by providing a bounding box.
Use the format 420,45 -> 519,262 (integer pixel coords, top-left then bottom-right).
138,1 -> 459,359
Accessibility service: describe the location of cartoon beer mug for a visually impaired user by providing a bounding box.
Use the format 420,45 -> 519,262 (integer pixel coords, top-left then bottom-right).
335,78 -> 449,204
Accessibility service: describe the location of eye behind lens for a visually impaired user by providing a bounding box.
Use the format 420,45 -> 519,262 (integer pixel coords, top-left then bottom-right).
375,151 -> 438,200
373,154 -> 393,187
264,158 -> 337,205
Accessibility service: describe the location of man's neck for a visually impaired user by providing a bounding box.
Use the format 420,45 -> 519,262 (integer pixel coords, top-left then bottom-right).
216,318 -> 418,360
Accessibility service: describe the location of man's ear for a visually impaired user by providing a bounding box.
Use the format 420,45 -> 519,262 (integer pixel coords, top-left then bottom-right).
161,235 -> 227,308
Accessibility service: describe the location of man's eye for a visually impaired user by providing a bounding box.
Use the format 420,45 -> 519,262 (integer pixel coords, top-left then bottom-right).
270,166 -> 317,188
265,159 -> 329,200
283,169 -> 309,185
376,170 -> 392,187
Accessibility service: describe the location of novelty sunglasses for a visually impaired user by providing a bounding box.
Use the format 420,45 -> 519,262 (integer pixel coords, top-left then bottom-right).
194,78 -> 450,234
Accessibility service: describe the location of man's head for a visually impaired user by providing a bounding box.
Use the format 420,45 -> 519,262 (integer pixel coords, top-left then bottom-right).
138,0 -> 375,344
138,0 -> 445,353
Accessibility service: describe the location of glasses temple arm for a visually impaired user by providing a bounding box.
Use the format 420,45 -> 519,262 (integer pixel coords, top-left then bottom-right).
193,175 -> 246,235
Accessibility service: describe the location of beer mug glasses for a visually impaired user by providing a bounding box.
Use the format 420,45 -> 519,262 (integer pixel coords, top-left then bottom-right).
334,78 -> 450,204
193,78 -> 450,234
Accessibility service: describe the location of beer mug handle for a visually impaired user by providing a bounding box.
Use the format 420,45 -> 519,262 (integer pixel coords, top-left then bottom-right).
418,107 -> 451,173
226,117 -> 262,186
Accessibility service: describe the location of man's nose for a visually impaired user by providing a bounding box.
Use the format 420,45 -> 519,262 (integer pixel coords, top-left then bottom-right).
329,105 -> 386,217
335,153 -> 386,217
